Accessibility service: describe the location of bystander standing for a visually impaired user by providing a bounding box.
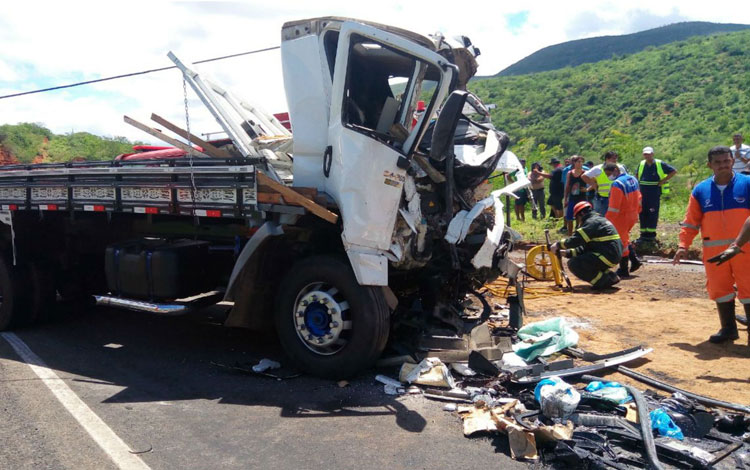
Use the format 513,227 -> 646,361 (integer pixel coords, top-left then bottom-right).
730,133 -> 750,176
529,162 -> 547,219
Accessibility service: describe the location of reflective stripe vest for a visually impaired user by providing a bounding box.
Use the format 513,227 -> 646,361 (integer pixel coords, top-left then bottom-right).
594,166 -> 612,197
678,174 -> 750,250
637,159 -> 670,194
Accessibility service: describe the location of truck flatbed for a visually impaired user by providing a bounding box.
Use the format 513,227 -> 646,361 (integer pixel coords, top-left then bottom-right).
0,157 -> 329,220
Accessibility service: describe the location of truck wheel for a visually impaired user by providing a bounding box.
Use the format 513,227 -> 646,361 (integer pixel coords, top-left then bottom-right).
275,255 -> 390,379
0,255 -> 30,330
28,262 -> 57,324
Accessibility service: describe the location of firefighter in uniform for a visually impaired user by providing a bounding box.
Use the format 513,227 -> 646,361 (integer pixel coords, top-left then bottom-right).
604,163 -> 642,277
551,201 -> 623,290
674,146 -> 750,344
636,146 -> 676,244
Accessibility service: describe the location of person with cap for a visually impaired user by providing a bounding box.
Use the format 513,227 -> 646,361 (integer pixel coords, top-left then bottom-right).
550,200 -> 623,290
582,151 -> 628,215
547,157 -> 564,218
603,163 -> 642,277
636,146 -> 677,245
730,133 -> 750,176
674,146 -> 750,344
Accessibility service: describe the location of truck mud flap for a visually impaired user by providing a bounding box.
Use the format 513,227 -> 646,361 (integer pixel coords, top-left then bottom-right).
224,221 -> 284,300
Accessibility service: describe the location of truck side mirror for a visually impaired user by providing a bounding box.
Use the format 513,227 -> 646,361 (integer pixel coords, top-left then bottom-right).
429,90 -> 469,162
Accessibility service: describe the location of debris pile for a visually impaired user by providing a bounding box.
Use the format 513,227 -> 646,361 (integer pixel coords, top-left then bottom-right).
379,311 -> 750,469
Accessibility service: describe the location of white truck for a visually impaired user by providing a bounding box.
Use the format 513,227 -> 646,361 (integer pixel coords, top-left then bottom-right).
0,17 -> 528,378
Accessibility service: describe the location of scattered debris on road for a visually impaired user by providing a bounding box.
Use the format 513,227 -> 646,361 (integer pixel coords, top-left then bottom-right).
211,360 -> 300,380
376,306 -> 750,469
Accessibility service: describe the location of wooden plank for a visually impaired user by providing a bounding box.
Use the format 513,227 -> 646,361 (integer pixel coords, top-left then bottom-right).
123,116 -> 212,158
257,193 -> 287,205
257,189 -> 325,207
150,113 -> 232,159
257,185 -> 317,198
256,172 -> 338,224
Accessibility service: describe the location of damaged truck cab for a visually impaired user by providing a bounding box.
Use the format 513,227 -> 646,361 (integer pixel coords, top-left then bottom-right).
282,17 -> 454,283
0,17 -> 527,379
248,17 -> 526,376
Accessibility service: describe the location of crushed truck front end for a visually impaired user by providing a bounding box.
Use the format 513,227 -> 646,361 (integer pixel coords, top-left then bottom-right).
275,17 -> 528,377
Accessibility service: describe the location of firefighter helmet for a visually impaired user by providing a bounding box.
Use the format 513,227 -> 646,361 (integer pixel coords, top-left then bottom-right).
573,201 -> 593,218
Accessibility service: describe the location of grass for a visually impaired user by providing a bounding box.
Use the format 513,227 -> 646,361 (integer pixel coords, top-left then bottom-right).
500,174 -> 701,258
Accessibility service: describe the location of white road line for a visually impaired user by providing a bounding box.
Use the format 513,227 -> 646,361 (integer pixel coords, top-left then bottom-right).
1,332 -> 151,470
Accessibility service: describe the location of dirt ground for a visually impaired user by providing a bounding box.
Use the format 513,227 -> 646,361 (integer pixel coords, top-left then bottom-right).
515,259 -> 750,405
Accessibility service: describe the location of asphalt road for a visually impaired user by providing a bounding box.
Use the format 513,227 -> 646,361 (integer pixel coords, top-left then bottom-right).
0,305 -> 533,470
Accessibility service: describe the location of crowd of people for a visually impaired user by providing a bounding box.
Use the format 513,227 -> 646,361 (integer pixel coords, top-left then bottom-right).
514,145 -> 677,247
513,134 -> 750,345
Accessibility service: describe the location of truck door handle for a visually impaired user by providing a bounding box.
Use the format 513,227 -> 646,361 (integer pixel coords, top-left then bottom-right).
323,146 -> 332,178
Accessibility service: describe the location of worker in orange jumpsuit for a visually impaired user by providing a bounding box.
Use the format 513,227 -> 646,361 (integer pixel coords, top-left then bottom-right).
604,163 -> 642,278
674,146 -> 750,344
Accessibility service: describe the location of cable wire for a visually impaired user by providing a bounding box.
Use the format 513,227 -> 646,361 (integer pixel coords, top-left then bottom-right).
0,45 -> 280,101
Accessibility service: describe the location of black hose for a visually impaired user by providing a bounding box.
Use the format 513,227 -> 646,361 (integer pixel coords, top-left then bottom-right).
444,150 -> 455,221
582,374 -> 664,470
617,366 -> 750,414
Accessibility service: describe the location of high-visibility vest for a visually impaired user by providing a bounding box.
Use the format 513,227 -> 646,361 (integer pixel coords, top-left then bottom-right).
637,159 -> 670,194
594,165 -> 612,197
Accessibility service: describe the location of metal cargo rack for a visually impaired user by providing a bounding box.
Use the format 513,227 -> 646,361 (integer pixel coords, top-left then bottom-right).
0,157 -> 263,219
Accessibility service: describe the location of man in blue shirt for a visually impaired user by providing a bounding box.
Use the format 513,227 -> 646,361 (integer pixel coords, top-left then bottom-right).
636,146 -> 677,245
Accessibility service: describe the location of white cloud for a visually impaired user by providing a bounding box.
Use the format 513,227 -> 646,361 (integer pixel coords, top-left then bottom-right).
1,0 -> 750,143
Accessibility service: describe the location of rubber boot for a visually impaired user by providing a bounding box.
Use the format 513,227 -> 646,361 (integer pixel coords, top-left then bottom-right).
593,271 -> 620,290
628,245 -> 642,272
616,257 -> 630,278
736,303 -> 748,326
709,302 -> 739,343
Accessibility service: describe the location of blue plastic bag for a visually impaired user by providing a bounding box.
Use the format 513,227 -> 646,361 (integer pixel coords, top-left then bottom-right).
533,376 -> 580,419
650,408 -> 684,440
584,380 -> 632,404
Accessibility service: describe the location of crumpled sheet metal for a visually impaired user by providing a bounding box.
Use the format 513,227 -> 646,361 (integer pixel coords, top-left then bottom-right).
456,399 -> 575,461
459,406 -> 499,436
399,358 -> 457,389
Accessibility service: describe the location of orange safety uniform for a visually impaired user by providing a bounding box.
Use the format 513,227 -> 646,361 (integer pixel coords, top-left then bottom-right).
679,173 -> 750,303
605,174 -> 641,257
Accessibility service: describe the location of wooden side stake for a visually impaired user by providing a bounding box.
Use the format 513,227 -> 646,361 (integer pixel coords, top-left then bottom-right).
256,172 -> 338,224
150,113 -> 231,159
123,115 -> 212,158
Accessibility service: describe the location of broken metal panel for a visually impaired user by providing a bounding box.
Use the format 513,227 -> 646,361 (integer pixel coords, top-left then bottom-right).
512,347 -> 653,384
345,249 -> 388,286
168,52 -> 259,162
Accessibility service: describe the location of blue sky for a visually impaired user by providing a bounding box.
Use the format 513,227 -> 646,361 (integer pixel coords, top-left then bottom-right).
506,11 -> 530,34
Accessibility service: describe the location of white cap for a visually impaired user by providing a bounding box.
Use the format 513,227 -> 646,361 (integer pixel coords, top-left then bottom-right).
642,146 -> 654,154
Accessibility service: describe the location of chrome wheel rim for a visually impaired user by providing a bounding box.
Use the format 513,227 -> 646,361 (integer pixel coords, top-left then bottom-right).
293,282 -> 352,355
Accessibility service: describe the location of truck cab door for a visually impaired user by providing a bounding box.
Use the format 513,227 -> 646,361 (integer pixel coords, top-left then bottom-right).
325,22 -> 451,283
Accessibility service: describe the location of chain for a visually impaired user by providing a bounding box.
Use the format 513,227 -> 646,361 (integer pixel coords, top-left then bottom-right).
183,77 -> 198,216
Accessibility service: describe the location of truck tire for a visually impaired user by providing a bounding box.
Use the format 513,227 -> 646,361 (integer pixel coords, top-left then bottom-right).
0,255 -> 30,330
275,255 -> 390,379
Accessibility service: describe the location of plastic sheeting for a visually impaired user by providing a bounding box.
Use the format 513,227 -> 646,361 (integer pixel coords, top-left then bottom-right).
512,317 -> 579,362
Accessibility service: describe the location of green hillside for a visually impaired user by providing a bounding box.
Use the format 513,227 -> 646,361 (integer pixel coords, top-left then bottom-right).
497,21 -> 750,77
471,29 -> 750,174
0,123 -> 137,163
